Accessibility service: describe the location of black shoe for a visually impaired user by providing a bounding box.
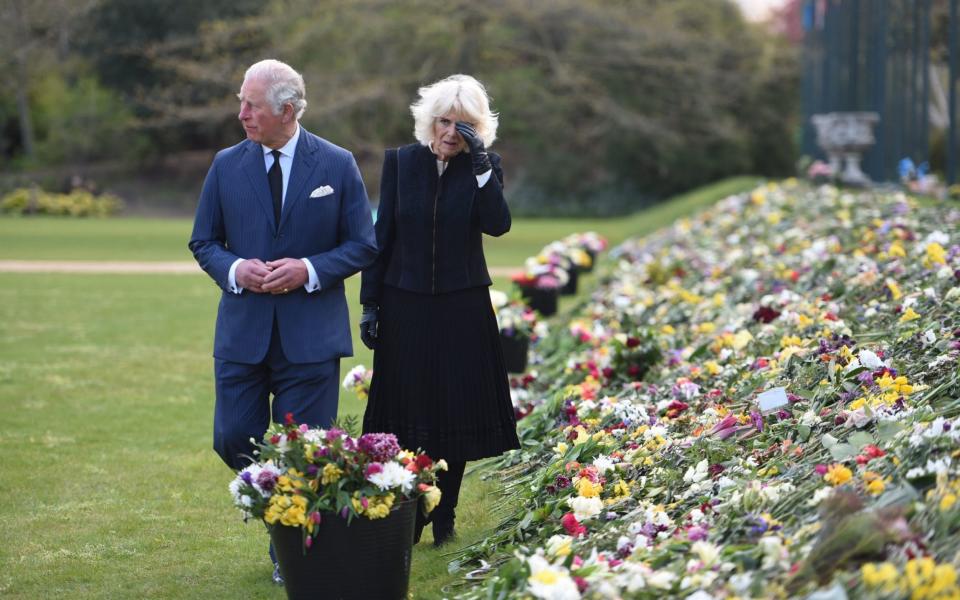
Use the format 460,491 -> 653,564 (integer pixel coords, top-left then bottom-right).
272,564 -> 284,586
433,519 -> 456,547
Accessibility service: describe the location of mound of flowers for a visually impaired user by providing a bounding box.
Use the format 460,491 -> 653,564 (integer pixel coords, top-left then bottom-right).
452,180 -> 960,599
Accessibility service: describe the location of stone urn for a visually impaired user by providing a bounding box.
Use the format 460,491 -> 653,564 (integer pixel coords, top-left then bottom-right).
810,112 -> 880,186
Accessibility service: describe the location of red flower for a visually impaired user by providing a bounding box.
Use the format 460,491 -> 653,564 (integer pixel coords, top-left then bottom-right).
415,454 -> 434,470
284,412 -> 295,425
561,512 -> 587,537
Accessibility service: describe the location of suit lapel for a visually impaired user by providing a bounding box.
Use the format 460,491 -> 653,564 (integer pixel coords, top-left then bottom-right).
240,141 -> 277,231
279,129 -> 321,231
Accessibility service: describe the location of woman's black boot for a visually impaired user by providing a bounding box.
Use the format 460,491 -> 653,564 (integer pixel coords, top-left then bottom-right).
432,460 -> 466,547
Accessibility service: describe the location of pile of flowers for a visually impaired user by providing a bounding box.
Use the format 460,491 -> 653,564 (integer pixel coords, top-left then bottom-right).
341,365 -> 373,401
229,414 -> 445,550
450,181 -> 960,599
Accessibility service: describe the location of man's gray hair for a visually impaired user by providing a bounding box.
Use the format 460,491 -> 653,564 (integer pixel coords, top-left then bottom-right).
244,59 -> 307,120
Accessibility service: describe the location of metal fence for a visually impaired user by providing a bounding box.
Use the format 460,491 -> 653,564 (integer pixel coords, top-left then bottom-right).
801,0 -> 959,184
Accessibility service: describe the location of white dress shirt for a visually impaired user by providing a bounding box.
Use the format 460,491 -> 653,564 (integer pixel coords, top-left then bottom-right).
227,125 -> 321,294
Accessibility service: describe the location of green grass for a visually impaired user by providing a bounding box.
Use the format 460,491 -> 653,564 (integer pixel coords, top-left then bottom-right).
0,176 -> 760,264
0,176 -> 761,598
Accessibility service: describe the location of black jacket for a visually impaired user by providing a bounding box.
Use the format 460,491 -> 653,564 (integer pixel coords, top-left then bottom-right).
360,143 -> 511,304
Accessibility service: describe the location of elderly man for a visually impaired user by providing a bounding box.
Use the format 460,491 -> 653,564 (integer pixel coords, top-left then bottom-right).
189,59 -> 376,583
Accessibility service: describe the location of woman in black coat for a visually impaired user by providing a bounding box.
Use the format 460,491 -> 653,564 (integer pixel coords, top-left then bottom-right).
359,74 -> 520,546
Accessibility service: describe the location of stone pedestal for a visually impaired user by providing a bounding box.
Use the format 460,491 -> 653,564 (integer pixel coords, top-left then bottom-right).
810,112 -> 880,186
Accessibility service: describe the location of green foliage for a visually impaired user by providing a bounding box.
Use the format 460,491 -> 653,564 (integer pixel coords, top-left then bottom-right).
2,0 -> 796,216
30,73 -> 143,164
1,187 -> 123,217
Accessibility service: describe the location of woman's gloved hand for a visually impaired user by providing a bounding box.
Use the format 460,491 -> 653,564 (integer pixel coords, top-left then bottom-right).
455,121 -> 492,175
359,303 -> 378,350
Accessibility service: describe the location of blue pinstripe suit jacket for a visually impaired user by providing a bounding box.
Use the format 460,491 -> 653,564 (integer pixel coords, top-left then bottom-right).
189,128 -> 377,364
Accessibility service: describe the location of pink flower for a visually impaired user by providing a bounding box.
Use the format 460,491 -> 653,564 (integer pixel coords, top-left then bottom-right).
365,463 -> 384,478
562,512 -> 588,537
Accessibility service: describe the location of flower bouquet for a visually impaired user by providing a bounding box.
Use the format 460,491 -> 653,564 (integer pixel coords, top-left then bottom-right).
512,264 -> 567,316
562,231 -> 608,270
229,414 -> 444,599
341,364 -> 372,401
491,289 -> 546,373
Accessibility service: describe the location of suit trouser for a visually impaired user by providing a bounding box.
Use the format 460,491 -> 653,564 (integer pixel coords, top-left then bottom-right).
212,318 -> 341,471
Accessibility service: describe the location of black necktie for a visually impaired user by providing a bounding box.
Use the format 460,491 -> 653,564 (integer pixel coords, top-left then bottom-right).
268,149 -> 283,227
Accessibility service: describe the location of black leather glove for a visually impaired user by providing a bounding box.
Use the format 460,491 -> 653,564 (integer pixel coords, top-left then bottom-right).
455,122 -> 492,175
359,303 -> 378,350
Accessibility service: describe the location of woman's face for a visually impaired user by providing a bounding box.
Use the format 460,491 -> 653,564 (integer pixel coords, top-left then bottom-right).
432,112 -> 469,161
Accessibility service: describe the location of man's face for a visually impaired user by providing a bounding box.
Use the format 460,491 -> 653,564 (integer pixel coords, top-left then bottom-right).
237,77 -> 288,149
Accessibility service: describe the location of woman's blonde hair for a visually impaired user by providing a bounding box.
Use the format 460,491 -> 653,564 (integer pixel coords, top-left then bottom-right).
410,74 -> 498,149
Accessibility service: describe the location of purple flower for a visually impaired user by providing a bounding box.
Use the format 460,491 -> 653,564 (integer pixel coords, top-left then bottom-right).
555,474 -> 571,489
750,411 -> 764,432
240,471 -> 253,485
358,433 -> 401,462
687,525 -> 709,541
255,470 -> 277,492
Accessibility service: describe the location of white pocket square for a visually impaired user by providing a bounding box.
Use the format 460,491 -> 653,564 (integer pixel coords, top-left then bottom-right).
310,185 -> 334,198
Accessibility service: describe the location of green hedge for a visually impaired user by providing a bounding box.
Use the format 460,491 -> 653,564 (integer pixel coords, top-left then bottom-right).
1,187 -> 123,217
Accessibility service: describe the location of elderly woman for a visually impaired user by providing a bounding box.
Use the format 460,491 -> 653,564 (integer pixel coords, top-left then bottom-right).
359,74 -> 520,546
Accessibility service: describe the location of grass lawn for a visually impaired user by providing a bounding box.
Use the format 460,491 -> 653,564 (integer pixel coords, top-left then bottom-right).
0,176 -> 760,265
0,176 -> 760,598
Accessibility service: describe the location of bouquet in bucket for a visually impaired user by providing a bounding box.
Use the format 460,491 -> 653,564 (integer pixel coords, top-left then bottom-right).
341,364 -> 373,401
229,413 -> 445,550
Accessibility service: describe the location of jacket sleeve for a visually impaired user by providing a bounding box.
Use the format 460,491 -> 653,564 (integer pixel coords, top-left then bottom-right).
475,152 -> 511,237
360,150 -> 398,306
305,152 -> 378,290
188,156 -> 241,291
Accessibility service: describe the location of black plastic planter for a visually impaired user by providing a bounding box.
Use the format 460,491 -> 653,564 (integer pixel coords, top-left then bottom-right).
270,498 -> 417,600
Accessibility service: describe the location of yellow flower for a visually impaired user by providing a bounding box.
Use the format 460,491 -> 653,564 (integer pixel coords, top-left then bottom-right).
940,493 -> 956,512
863,471 -> 885,495
823,464 -> 853,486
575,477 -> 603,498
661,324 -> 676,335
886,279 -> 903,300
926,242 -> 947,266
888,240 -> 907,258
321,463 -> 343,485
862,562 -> 901,593
704,361 -> 722,375
900,307 -> 921,323
553,442 -> 569,455
421,485 -> 442,514
611,480 -> 631,498
366,494 -> 395,519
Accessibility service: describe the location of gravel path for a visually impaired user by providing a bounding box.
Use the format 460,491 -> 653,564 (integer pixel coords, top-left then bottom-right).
0,260 -> 520,277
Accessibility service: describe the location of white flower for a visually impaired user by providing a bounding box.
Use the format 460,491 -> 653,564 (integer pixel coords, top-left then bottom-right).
686,591 -> 715,600
341,365 -> 368,390
545,535 -> 573,558
807,486 -> 834,507
592,455 -> 616,475
690,541 -> 721,567
366,461 -> 416,493
800,410 -> 820,427
683,459 -> 710,484
568,496 -> 604,520
858,349 -> 884,369
527,553 -> 581,600
489,289 -> 509,308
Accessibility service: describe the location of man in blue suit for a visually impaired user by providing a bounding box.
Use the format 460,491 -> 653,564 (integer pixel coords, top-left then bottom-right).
189,59 -> 377,582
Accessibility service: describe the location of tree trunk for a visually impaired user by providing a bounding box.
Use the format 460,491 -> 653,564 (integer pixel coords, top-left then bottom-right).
14,54 -> 36,160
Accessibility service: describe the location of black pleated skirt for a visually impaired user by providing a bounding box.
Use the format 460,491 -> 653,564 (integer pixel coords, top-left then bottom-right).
362,285 -> 521,462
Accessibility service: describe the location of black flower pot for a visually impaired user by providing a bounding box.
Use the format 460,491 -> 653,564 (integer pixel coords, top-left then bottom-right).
516,284 -> 558,316
500,333 -> 530,373
270,498 -> 417,600
560,268 -> 578,296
